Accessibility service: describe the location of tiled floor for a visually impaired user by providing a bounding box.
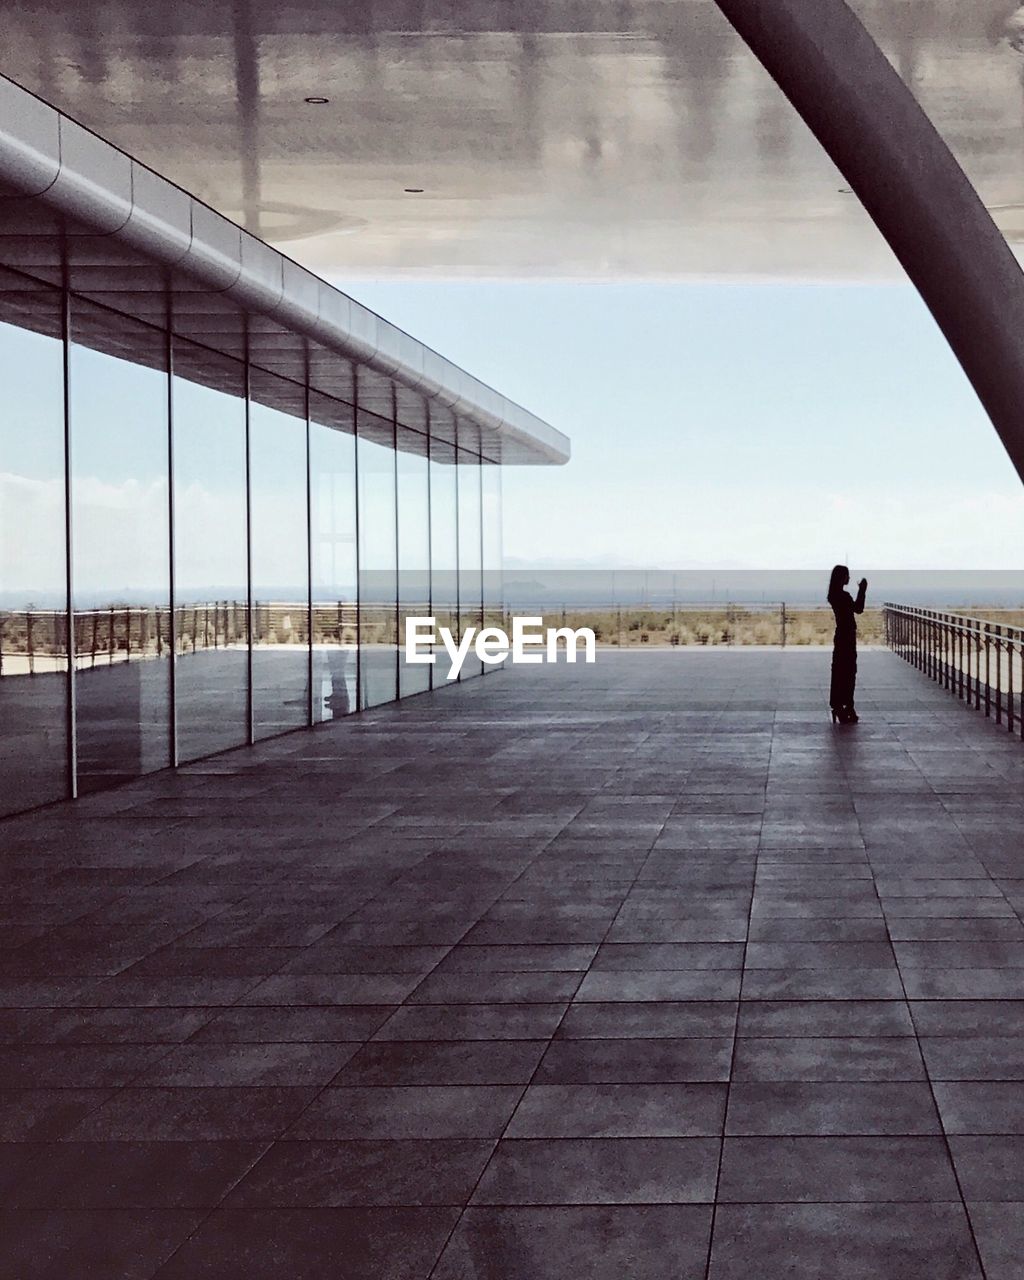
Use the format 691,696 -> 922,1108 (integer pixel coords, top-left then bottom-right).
1,649 -> 1023,1278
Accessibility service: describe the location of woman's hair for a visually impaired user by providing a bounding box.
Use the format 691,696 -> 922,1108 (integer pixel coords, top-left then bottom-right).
828,564 -> 849,604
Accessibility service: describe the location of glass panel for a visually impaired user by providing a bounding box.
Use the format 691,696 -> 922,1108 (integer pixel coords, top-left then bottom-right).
397,427 -> 431,698
357,408 -> 397,709
0,271 -> 68,815
172,340 -> 249,762
70,299 -> 170,792
482,458 -> 504,673
310,392 -> 358,723
249,369 -> 310,740
458,445 -> 483,680
429,436 -> 459,686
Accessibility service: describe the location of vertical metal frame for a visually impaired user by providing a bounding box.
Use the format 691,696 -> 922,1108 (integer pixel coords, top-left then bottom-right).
243,334 -> 255,746
452,420 -> 462,678
304,364 -> 314,728
424,402 -> 434,692
391,384 -> 400,705
60,241 -> 77,800
352,367 -> 362,711
165,291 -> 178,768
477,445 -> 485,671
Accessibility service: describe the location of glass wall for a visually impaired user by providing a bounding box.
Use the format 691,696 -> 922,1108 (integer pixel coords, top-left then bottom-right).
172,341 -> 249,761
482,459 -> 504,673
357,409 -> 398,709
397,427 -> 431,698
429,436 -> 459,686
0,271 -> 68,812
71,301 -> 171,792
249,370 -> 311,740
457,444 -> 484,680
0,277 -> 504,818
310,392 -> 358,723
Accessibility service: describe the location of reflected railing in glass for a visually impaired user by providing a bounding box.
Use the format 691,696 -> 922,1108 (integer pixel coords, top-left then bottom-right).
0,609 -> 69,676
68,606 -> 172,669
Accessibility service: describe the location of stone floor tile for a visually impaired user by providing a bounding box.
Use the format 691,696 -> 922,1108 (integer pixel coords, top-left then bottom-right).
0,1140 -> 263,1208
154,1207 -> 458,1279
373,1003 -> 567,1041
534,1037 -> 732,1083
726,1082 -> 942,1135
732,1036 -> 926,1081
287,1086 -> 523,1139
335,1041 -> 546,1086
718,1136 -> 959,1202
471,1137 -> 719,1204
408,971 -> 582,1004
708,1203 -> 982,1279
737,1001 -> 914,1038
967,1202 -> 1024,1280
226,1139 -> 494,1206
507,1083 -> 726,1138
68,1087 -> 317,1141
574,971 -> 741,1002
431,1205 -> 712,1280
556,1001 -> 737,1039
0,1209 -> 203,1280
933,1083 -> 1024,1134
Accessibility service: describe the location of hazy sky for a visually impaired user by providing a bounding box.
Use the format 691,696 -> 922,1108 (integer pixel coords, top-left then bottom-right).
336,279 -> 1024,571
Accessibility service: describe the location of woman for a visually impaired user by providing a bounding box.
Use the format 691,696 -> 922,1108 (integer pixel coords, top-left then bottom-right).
828,564 -> 867,724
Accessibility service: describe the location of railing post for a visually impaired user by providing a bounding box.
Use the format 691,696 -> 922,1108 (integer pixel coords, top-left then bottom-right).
985,624 -> 992,718
948,614 -> 954,691
995,625 -> 1003,726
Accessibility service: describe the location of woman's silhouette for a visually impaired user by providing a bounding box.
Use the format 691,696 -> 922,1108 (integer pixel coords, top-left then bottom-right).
828,564 -> 867,724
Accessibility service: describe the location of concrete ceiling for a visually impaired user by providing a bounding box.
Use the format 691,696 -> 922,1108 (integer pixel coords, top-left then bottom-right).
2,0 -> 1024,279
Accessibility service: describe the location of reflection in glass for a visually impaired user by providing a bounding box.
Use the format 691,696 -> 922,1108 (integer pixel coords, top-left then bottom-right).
398,428 -> 431,698
71,300 -> 170,791
249,369 -> 310,739
482,459 -> 505,673
429,435 -> 459,686
0,272 -> 68,815
310,392 -> 358,723
458,445 -> 483,679
358,408 -> 397,708
172,341 -> 249,761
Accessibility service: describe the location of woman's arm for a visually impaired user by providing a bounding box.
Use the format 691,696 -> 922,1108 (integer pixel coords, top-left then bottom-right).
854,578 -> 867,614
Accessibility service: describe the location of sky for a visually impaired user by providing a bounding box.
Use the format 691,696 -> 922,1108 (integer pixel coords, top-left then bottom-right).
336,279 -> 1024,572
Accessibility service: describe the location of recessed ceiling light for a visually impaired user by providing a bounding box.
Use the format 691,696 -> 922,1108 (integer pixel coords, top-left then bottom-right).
838,187 -> 853,194
404,187 -> 425,193
304,96 -> 330,105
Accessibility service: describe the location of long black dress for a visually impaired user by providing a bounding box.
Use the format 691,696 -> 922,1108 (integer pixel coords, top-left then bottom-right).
829,581 -> 866,712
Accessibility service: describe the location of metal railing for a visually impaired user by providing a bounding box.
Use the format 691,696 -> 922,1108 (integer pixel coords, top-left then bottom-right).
884,603 -> 1024,739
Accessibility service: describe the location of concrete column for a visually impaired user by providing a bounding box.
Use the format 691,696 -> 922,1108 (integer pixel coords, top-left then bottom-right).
713,0 -> 1024,482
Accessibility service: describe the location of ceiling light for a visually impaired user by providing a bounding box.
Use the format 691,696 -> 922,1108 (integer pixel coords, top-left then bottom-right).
304,96 -> 330,105
404,187 -> 425,194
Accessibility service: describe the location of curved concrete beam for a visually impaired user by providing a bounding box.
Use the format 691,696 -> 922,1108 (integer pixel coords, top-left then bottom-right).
713,0 -> 1024,483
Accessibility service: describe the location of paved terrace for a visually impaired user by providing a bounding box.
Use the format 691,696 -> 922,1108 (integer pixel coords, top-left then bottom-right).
2,650 -> 1024,1280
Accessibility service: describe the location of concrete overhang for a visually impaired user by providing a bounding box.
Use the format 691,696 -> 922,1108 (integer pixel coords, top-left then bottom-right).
0,1 -> 1021,281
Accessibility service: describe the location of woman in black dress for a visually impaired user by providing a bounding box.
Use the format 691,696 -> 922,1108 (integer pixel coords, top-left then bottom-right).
828,564 -> 867,723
